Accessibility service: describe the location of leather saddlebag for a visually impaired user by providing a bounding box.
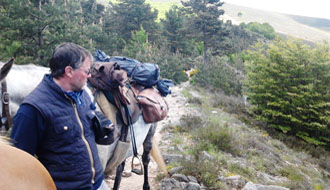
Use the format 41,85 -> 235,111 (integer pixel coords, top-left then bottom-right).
137,88 -> 168,123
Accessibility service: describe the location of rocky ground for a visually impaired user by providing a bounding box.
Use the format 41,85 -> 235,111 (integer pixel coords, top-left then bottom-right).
104,82 -> 190,190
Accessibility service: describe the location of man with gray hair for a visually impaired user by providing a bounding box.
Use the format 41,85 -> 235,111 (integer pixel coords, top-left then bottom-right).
11,43 -> 114,190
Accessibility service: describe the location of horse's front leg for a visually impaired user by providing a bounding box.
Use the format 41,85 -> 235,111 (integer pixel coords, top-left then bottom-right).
142,123 -> 157,190
113,160 -> 126,190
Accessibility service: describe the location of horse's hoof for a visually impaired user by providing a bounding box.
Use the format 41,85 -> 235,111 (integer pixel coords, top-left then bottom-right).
122,171 -> 132,178
143,184 -> 150,190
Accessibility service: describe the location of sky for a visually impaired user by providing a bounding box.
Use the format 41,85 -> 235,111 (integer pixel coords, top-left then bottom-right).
223,0 -> 330,20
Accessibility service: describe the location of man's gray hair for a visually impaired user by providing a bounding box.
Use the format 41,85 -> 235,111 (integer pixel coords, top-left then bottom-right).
49,43 -> 92,78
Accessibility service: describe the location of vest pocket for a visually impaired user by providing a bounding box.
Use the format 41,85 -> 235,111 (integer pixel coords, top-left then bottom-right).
49,118 -> 77,144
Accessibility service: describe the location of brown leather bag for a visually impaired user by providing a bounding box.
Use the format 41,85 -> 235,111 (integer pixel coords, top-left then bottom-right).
136,88 -> 169,123
88,62 -> 128,91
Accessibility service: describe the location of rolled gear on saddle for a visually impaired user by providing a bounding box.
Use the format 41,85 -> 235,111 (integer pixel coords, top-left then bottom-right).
90,50 -> 172,124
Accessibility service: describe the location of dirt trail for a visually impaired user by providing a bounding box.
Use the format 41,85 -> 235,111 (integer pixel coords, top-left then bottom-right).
104,82 -> 189,190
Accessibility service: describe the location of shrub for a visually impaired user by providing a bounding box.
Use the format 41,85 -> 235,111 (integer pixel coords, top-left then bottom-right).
278,166 -> 304,181
178,114 -> 203,132
228,163 -> 254,180
245,39 -> 330,147
181,144 -> 224,189
187,97 -> 202,105
193,122 -> 237,155
243,22 -> 276,40
192,55 -> 243,96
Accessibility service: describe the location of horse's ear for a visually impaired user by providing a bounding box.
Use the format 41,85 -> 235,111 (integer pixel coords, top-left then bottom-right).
0,58 -> 14,82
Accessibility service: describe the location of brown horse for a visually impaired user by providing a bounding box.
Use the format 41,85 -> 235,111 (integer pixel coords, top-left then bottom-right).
0,59 -> 56,190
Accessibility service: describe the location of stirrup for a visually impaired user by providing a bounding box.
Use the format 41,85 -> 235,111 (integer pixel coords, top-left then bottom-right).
131,155 -> 144,175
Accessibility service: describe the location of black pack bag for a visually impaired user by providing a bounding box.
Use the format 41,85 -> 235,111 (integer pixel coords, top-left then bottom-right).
94,50 -> 160,87
108,56 -> 140,76
130,62 -> 159,87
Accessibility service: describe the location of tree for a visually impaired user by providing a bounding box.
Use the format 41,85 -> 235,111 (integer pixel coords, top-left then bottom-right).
97,3 -> 125,54
181,0 -> 226,64
0,0 -> 105,65
161,5 -> 195,55
107,0 -> 159,44
216,21 -> 262,56
245,39 -> 330,147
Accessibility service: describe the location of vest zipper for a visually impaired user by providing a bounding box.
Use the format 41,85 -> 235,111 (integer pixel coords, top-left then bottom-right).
72,103 -> 96,184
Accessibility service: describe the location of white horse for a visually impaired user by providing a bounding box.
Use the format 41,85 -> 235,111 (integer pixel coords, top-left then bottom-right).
0,61 -> 167,190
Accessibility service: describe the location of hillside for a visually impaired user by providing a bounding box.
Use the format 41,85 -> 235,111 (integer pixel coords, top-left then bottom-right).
104,79 -> 329,190
97,0 -> 330,42
156,82 -> 330,190
221,3 -> 330,43
288,15 -> 330,32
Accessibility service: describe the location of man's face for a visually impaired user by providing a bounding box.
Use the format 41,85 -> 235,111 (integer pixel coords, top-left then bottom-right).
70,57 -> 91,91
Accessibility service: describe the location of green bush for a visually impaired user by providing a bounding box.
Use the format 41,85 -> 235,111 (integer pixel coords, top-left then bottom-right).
245,39 -> 330,147
228,163 -> 254,180
278,166 -> 304,181
181,143 -> 224,189
193,122 -> 237,155
192,56 -> 243,96
242,22 -> 276,40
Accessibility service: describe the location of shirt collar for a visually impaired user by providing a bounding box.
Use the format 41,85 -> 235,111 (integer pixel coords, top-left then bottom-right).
48,75 -> 84,105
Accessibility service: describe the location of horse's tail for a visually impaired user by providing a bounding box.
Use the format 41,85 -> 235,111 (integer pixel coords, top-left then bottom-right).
150,138 -> 169,176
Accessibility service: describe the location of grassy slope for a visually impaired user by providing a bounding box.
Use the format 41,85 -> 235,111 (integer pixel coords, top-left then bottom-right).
221,3 -> 330,43
97,0 -> 180,21
146,0 -> 180,21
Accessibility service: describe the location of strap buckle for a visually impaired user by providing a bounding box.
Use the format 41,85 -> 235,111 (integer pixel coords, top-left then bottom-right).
2,92 -> 9,105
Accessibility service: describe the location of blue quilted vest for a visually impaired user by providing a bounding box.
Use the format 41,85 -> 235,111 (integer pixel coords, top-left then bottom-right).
22,75 -> 103,190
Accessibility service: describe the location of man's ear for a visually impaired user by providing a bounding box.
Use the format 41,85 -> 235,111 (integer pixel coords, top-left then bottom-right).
64,66 -> 74,78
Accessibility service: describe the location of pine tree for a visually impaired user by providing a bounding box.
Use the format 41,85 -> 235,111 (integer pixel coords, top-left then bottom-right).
0,0 -> 107,65
245,39 -> 330,147
107,0 -> 159,44
161,5 -> 194,55
181,0 -> 226,64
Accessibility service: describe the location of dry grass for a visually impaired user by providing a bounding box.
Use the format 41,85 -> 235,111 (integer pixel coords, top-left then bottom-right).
222,3 -> 330,43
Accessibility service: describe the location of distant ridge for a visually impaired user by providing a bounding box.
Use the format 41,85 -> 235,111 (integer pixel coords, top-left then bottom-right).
287,15 -> 330,32
222,3 -> 330,42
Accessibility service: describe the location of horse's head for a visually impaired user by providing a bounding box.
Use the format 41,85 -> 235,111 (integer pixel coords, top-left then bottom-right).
0,58 -> 14,82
